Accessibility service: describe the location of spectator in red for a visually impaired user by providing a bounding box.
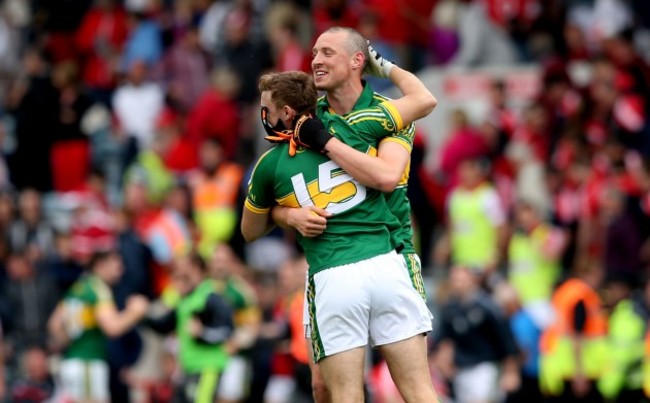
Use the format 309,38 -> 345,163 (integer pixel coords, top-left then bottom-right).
582,58 -> 618,150
156,108 -> 199,173
68,170 -> 115,265
267,4 -> 311,73
75,0 -> 129,107
186,67 -> 241,160
403,0 -> 437,71
312,0 -> 360,39
510,103 -> 551,163
438,108 -> 489,189
38,0 -> 91,63
160,22 -> 212,113
9,346 -> 55,403
364,0 -> 410,55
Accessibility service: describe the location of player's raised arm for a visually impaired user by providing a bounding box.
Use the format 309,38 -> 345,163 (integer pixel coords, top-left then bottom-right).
364,43 -> 437,125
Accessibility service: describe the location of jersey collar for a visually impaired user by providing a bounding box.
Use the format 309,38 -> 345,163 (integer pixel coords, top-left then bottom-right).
317,80 -> 375,116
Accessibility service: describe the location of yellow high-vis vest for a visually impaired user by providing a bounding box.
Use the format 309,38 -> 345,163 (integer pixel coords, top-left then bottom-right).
539,278 -> 608,396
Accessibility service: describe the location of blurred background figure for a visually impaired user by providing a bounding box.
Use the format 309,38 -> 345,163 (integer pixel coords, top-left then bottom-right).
539,266 -> 607,403
145,252 -> 234,403
189,139 -> 244,259
432,265 -> 520,403
494,282 -> 544,403
0,0 -> 648,401
441,156 -> 507,281
47,250 -> 150,403
507,199 -> 566,330
209,243 -> 260,403
8,346 -> 55,403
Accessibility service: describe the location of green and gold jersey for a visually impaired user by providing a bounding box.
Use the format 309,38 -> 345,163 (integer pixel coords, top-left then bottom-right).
315,82 -> 417,254
246,108 -> 402,275
217,276 -> 260,327
60,274 -> 115,361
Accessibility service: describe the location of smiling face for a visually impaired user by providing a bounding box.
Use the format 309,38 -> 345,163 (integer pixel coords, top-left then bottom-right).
311,30 -> 364,92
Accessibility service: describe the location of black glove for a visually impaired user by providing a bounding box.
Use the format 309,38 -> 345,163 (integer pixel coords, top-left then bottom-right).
293,115 -> 333,153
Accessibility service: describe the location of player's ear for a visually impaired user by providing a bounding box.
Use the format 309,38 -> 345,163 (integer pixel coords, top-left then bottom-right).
281,105 -> 292,120
351,51 -> 364,70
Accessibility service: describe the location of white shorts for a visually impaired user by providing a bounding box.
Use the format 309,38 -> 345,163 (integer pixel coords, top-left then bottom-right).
263,375 -> 296,403
453,362 -> 499,403
217,355 -> 250,400
58,358 -> 109,402
304,250 -> 433,362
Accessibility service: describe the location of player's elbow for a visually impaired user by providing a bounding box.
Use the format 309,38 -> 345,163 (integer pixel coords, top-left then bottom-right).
241,226 -> 258,243
376,172 -> 401,193
420,93 -> 437,117
99,321 -> 126,338
240,219 -> 262,243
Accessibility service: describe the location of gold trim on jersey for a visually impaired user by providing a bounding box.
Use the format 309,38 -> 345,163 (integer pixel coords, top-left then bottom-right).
244,199 -> 270,214
276,192 -> 300,208
380,136 -> 412,153
379,101 -> 404,131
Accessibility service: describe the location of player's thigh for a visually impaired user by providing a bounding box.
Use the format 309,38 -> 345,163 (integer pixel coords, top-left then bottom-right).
59,359 -> 85,401
368,251 -> 432,347
317,346 -> 366,403
87,360 -> 110,402
217,355 -> 250,401
305,261 -> 372,362
378,334 -> 432,395
59,358 -> 109,403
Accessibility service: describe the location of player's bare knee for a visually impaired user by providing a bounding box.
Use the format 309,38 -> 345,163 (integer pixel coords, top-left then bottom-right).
311,382 -> 331,403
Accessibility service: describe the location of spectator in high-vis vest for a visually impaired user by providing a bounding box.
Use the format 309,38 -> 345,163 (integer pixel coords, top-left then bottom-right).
208,243 -> 260,403
507,199 -> 566,329
145,252 -> 234,403
445,157 -> 507,276
188,138 -> 244,258
539,266 -> 607,403
598,275 -> 645,403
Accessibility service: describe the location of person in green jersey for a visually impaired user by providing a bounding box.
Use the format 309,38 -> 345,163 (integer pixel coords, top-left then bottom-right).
268,27 -> 436,403
146,252 -> 234,403
242,69 -> 437,402
209,243 -> 261,403
47,250 -> 150,403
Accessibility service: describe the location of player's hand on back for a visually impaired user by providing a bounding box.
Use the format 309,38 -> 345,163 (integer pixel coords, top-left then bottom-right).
287,206 -> 332,237
292,115 -> 333,154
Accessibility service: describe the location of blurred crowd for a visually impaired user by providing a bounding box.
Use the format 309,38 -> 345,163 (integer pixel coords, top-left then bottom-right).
0,0 -> 648,402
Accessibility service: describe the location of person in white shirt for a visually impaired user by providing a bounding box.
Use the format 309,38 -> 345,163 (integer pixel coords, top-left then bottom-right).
112,59 -> 164,152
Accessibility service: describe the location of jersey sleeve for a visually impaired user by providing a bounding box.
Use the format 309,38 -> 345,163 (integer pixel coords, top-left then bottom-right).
344,102 -> 403,138
345,103 -> 414,153
244,148 -> 278,214
379,122 -> 415,154
92,278 -> 115,309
